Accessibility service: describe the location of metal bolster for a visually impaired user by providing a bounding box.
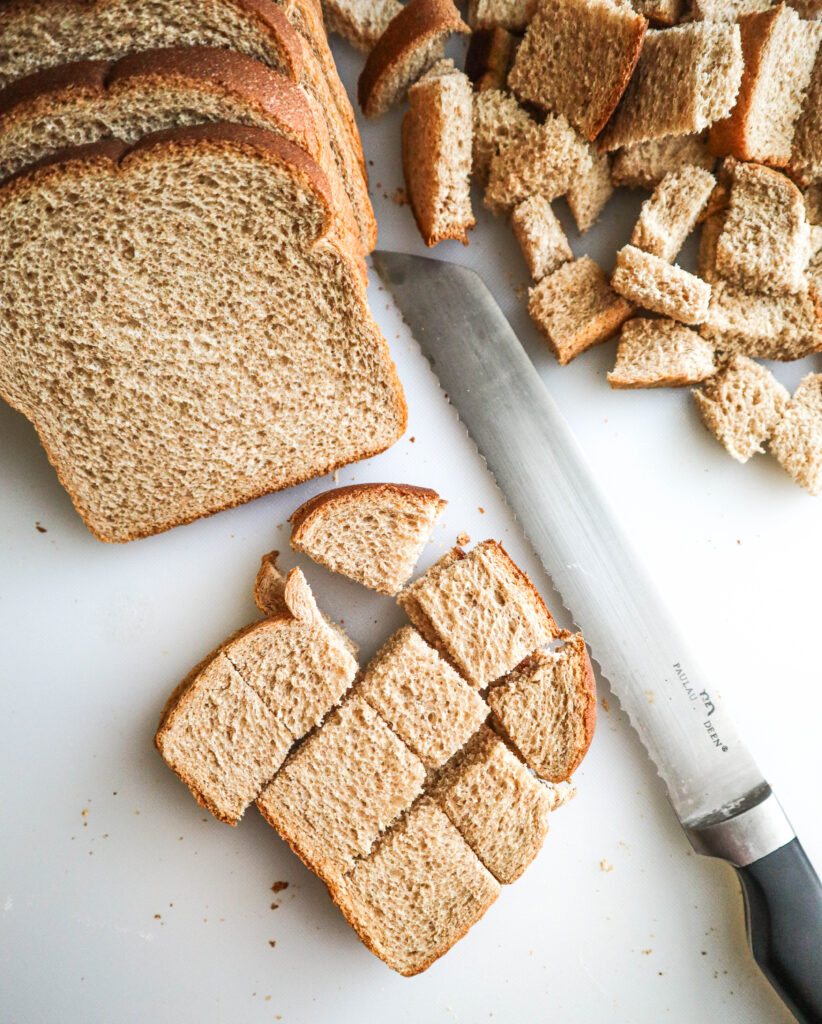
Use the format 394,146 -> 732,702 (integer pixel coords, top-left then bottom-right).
684,790 -> 796,867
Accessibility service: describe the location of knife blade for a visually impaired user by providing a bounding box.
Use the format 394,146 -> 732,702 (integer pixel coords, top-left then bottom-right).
373,250 -> 822,1024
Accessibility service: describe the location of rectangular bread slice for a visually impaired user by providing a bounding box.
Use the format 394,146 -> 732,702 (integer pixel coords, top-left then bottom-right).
511,195 -> 573,281
770,373 -> 822,494
700,281 -> 822,360
567,145 -> 614,233
612,245 -> 712,324
320,0 -> 402,51
611,133 -> 716,190
607,317 -> 716,388
630,165 -> 716,262
471,88 -> 534,187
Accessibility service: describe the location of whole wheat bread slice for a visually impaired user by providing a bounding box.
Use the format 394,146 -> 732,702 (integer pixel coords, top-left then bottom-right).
465,26 -> 518,92
770,373 -> 822,493
631,0 -> 682,25
608,318 -> 716,388
511,196 -> 573,281
612,245 -> 712,324
471,88 -> 534,188
468,0 -> 536,31
630,165 -> 716,262
700,281 -> 822,359
567,145 -> 615,233
611,133 -> 716,190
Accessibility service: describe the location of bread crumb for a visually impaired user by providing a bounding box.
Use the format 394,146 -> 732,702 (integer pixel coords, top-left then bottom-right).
642,949 -> 652,955
268,940 -> 276,948
478,507 -> 485,514
394,187 -> 408,206
270,903 -> 279,910
409,436 -> 415,443
35,522 -> 47,533
154,914 -> 162,920
81,808 -> 88,817
601,697 -> 610,712
600,859 -> 613,872
456,531 -> 470,545
271,881 -> 289,893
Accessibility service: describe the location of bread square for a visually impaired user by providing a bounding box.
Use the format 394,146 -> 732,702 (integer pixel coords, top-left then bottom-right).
608,318 -> 716,388
770,373 -> 822,494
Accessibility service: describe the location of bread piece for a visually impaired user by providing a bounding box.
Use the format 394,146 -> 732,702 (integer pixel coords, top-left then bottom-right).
693,355 -> 789,462
790,42 -> 822,186
567,146 -> 614,233
528,257 -> 635,364
631,0 -> 682,25
612,245 -> 711,324
465,26 -> 517,92
511,196 -> 573,281
332,798 -> 500,975
630,165 -> 716,261
709,6 -> 822,169
320,0 -> 403,51
690,0 -> 772,18
608,317 -> 716,388
483,116 -> 591,214
701,281 -> 822,359
471,88 -> 534,187
805,184 -> 822,224
402,62 -> 476,246
357,0 -> 469,118
0,127 -> 406,542
600,24 -> 744,152
508,0 -> 647,141
468,0 -> 536,31
697,209 -> 727,283
432,726 -> 552,884
398,540 -> 558,689
290,483 -> 446,595
487,633 -> 596,782
787,0 -> 822,15
257,695 -> 426,883
770,373 -> 822,493
254,550 -> 290,617
611,133 -> 716,189
359,627 -> 489,768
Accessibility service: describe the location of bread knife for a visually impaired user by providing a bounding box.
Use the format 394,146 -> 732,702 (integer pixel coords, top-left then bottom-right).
372,250 -> 822,1024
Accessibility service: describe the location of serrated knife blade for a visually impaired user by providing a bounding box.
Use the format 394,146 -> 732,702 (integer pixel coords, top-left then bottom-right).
373,250 -> 822,1024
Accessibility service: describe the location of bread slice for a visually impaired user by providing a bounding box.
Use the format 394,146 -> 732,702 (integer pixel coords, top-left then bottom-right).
690,0 -> 771,17
630,0 -> 682,25
608,318 -> 716,388
359,626 -> 489,768
528,257 -> 635,364
254,550 -> 291,617
693,355 -> 790,462
471,88 -> 534,188
290,483 -> 446,594
696,209 -> 727,284
508,0 -> 647,141
600,23 -> 744,152
432,726 -> 553,884
511,196 -> 573,281
708,6 -> 822,169
465,26 -> 517,92
332,798 -> 500,976
612,245 -> 712,324
487,633 -> 596,782
700,281 -> 822,359
320,0 -> 403,52
770,373 -> 822,493
791,52 -> 822,187
0,127 -> 406,542
398,540 -> 558,689
630,165 -> 716,262
567,146 -> 615,233
402,61 -> 476,246
611,133 -> 716,190
357,0 -> 469,117
468,0 -> 536,31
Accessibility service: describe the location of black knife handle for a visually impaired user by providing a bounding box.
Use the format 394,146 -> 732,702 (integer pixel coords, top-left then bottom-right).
736,839 -> 822,1024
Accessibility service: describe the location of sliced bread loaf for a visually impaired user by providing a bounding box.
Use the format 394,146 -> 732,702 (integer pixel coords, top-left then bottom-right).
612,245 -> 712,324
611,133 -> 716,190
770,373 -> 822,493
607,318 -> 716,388
630,165 -> 716,262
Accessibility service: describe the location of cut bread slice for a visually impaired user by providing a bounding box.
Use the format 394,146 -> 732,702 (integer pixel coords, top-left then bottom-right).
690,0 -> 772,17
608,318 -> 716,388
791,53 -> 822,186
290,482 -> 446,595
693,355 -> 790,462
600,23 -> 744,152
806,184 -> 822,225
612,245 -> 712,324
471,88 -> 534,188
357,0 -> 470,117
630,165 -> 716,262
0,126 -> 406,542
465,26 -> 517,93
487,633 -> 596,782
398,540 -> 558,689
567,146 -> 614,233
432,726 -> 553,884
611,133 -> 716,190
696,209 -> 727,284
630,0 -> 682,25
320,0 -> 403,52
770,373 -> 822,493
332,798 -> 501,976
508,0 -> 647,141
468,0 -> 536,31
528,257 -> 635,365
511,196 -> 573,281
700,281 -> 822,359
359,626 -> 489,768
402,61 -> 476,246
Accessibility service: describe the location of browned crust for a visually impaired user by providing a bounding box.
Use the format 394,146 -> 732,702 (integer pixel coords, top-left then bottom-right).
488,540 -> 558,644
357,0 -> 469,118
256,791 -> 344,887
588,14 -> 647,142
0,58 -> 111,119
290,482 -> 444,534
608,370 -> 714,389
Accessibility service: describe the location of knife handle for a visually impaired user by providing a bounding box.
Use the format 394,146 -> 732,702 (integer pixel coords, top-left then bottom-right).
736,838 -> 822,1024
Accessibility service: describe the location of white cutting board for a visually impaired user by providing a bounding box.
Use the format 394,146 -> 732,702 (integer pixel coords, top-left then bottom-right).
1,36 -> 820,1024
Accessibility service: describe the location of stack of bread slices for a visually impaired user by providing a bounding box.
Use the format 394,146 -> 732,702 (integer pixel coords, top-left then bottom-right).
0,0 -> 408,543
157,483 -> 597,974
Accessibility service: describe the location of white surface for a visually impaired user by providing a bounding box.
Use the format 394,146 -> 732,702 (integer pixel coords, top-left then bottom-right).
2,36 -> 821,1024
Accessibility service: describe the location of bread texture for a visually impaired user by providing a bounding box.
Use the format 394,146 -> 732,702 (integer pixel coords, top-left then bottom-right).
770,373 -> 822,493
468,0 -> 536,31
254,550 -> 290,617
700,281 -> 822,359
398,540 -> 558,689
631,0 -> 682,25
693,355 -> 790,462
611,133 -> 716,189
465,26 -> 517,92
508,0 -> 647,141
600,23 -> 744,152
567,146 -> 615,233
320,0 -> 402,51
612,245 -> 711,324
290,482 -> 446,594
402,62 -> 475,246
528,257 -> 635,364
357,0 -> 469,117
690,0 -> 772,17
511,196 -> 573,281
471,88 -> 534,188
487,633 -> 596,782
608,318 -> 716,388
630,165 -> 716,262
0,127 -> 406,542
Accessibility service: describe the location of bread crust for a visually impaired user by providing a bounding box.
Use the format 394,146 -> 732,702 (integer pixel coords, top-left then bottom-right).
289,482 -> 443,535
590,14 -> 647,141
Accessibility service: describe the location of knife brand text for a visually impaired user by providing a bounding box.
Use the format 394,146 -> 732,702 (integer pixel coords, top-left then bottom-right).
673,663 -> 728,752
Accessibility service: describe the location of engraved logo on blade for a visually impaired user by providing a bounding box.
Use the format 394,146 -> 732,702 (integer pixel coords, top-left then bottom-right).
673,662 -> 729,753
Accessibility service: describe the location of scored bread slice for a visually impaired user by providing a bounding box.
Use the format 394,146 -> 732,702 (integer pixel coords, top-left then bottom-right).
693,355 -> 790,462
398,540 -> 558,689
357,0 -> 470,118
611,133 -> 716,190
402,61 -> 476,246
528,257 -> 635,365
511,196 -> 573,281
465,27 -> 518,92
770,373 -> 822,494
567,146 -> 615,233
607,318 -> 716,388
468,0 -> 536,31
290,482 -> 446,595
508,0 -> 647,141
0,126 -> 406,542
700,281 -> 822,360
600,23 -> 744,152
630,165 -> 716,262
612,245 -> 712,324
431,726 -> 553,884
487,634 -> 596,782
471,88 -> 534,188
320,0 -> 403,52
332,798 -> 501,976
